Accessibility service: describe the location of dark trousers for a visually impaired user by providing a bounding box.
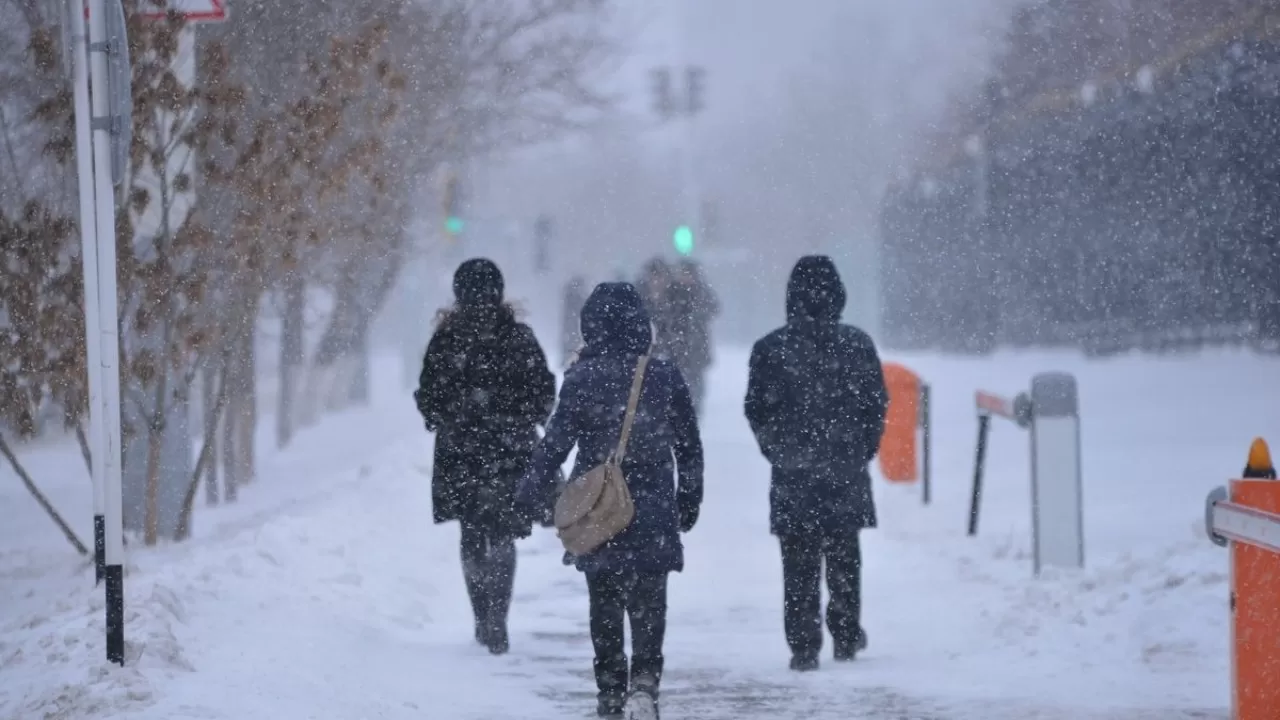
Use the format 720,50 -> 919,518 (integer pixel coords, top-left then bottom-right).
586,569 -> 669,701
779,531 -> 863,658
460,522 -> 517,637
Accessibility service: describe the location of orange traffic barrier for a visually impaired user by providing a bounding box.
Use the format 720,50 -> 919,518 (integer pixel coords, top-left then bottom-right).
1232,438 -> 1279,720
1206,437 -> 1279,720
878,363 -> 932,503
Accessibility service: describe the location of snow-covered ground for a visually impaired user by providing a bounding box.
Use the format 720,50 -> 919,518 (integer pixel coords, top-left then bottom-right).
3,347 -> 1276,719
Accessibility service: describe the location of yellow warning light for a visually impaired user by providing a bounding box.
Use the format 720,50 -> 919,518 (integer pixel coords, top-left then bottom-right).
1245,437 -> 1275,479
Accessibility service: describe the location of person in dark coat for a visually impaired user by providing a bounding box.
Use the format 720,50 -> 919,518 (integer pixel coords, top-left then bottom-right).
665,259 -> 719,413
561,274 -> 588,367
413,258 -> 556,656
516,282 -> 703,719
636,257 -> 674,360
743,255 -> 888,672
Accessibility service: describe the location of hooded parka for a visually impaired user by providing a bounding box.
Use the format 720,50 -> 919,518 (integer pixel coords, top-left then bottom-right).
517,282 -> 704,575
743,256 -> 888,537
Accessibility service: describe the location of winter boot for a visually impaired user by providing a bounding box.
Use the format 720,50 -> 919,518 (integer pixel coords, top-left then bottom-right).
833,630 -> 868,662
464,569 -> 489,647
623,684 -> 659,720
789,653 -> 820,672
596,692 -> 625,718
485,622 -> 509,655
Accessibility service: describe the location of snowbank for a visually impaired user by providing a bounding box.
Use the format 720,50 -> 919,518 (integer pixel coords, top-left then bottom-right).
2,346 -> 1274,719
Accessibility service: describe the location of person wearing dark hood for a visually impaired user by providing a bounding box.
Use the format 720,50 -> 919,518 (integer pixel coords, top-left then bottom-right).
561,274 -> 588,367
636,257 -> 674,360
743,255 -> 888,672
665,259 -> 719,413
516,282 -> 703,720
413,258 -> 556,656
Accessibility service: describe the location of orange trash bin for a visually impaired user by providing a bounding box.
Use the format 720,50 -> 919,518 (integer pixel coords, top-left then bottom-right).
878,363 -> 921,483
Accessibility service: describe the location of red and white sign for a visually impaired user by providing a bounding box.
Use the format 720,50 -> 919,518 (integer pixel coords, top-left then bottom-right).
975,390 -> 1014,420
138,0 -> 226,22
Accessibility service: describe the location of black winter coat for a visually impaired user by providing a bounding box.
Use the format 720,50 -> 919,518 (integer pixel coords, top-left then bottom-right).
517,283 -> 704,575
415,304 -> 556,536
744,256 -> 888,537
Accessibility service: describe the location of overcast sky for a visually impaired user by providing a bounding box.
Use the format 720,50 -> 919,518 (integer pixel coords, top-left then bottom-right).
461,0 -> 1020,339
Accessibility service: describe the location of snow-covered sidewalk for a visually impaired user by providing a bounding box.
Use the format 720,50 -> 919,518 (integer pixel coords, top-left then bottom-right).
4,347 -> 1274,719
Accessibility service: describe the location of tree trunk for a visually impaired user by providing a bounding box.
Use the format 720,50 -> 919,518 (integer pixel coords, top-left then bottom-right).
235,324 -> 257,485
202,361 -> 220,505
221,294 -> 259,496
349,322 -> 371,406
143,422 -> 163,545
277,275 -> 305,448
221,368 -> 240,503
175,352 -> 233,542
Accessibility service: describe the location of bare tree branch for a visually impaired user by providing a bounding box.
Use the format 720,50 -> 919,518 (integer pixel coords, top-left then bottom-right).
0,430 -> 90,556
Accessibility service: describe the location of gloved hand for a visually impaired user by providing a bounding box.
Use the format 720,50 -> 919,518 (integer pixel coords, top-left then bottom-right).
678,496 -> 700,533
512,500 -> 539,538
539,468 -> 567,528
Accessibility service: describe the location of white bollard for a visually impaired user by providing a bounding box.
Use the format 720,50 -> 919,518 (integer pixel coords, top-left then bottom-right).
1029,372 -> 1085,574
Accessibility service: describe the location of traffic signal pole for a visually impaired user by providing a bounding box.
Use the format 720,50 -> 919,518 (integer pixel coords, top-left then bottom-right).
675,8 -> 701,255
652,3 -> 705,256
679,105 -> 701,254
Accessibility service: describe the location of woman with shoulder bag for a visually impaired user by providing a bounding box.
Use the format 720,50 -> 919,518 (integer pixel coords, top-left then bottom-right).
516,282 -> 704,720
413,258 -> 556,655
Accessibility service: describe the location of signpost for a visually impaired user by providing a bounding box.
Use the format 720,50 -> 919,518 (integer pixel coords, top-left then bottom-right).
68,0 -> 107,587
85,0 -> 129,666
73,0 -> 227,665
970,374 -> 1084,576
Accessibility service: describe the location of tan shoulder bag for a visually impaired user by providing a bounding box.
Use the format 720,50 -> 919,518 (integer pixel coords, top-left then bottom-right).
554,355 -> 649,555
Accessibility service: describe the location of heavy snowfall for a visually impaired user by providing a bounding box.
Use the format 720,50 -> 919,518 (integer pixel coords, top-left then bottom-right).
3,1 -> 1280,719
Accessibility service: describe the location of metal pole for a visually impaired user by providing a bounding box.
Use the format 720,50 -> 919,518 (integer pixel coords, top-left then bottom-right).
680,114 -> 701,245
674,3 -> 701,247
87,0 -> 126,666
69,0 -> 106,587
968,413 -> 990,536
921,383 -> 932,506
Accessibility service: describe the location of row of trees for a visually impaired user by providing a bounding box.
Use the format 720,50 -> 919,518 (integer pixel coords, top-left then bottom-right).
879,0 -> 1280,354
1,0 -> 614,551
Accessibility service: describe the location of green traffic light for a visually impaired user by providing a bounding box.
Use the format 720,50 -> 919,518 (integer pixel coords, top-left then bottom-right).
445,216 -> 464,234
673,225 -> 694,255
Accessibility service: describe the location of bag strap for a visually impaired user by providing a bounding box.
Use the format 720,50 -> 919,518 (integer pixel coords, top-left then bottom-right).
613,355 -> 650,461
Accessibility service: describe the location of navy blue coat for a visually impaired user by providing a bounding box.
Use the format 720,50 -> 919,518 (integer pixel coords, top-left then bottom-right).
517,283 -> 704,575
744,256 -> 888,538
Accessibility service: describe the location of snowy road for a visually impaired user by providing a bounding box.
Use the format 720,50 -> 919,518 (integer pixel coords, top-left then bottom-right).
5,348 -> 1274,719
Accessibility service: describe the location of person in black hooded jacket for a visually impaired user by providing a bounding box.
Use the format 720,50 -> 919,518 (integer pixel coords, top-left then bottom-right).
414,258 -> 556,655
743,255 -> 888,671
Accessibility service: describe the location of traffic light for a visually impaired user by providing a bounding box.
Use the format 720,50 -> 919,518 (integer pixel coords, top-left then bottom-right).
650,67 -> 674,120
685,66 -> 705,115
673,224 -> 694,256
